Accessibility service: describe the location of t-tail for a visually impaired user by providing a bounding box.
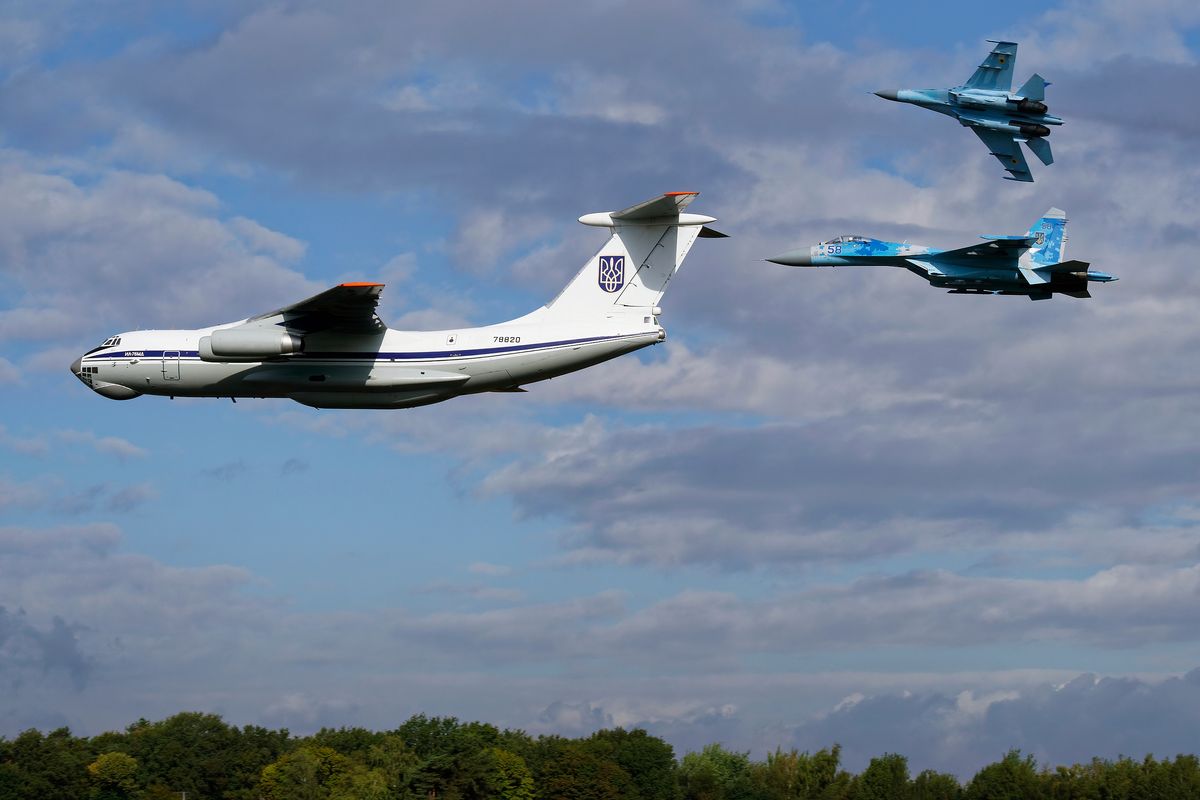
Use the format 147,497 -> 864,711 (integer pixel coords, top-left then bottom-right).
542,192 -> 725,321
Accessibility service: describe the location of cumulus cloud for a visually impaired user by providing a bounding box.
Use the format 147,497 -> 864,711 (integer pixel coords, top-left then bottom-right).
0,153 -> 319,349
474,411 -> 1200,571
0,606 -> 92,691
789,670 -> 1200,777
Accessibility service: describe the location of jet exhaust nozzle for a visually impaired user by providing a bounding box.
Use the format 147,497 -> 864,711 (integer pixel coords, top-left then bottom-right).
1018,123 -> 1051,138
1016,99 -> 1048,115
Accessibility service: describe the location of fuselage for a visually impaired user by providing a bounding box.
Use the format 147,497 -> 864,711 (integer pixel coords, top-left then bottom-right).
881,87 -> 1063,133
71,308 -> 664,409
767,235 -> 1115,297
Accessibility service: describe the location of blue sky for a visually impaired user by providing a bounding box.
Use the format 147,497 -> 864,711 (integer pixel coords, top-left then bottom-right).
3,0 -> 1200,777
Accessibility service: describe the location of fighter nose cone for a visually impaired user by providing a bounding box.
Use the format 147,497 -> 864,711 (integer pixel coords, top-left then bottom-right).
70,356 -> 82,375
766,249 -> 813,267
874,89 -> 900,101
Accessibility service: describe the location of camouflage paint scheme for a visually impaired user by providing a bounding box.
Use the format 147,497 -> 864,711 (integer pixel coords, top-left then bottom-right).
767,209 -> 1117,301
875,41 -> 1062,182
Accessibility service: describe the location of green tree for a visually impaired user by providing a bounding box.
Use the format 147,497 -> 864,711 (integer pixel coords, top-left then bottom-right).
679,743 -> 755,800
87,752 -> 139,799
965,751 -> 1045,800
484,747 -> 536,800
122,712 -> 290,800
2,727 -> 93,800
851,753 -> 910,800
392,714 -> 504,799
587,728 -> 680,800
748,745 -> 851,800
258,745 -> 352,800
911,769 -> 961,800
534,738 -> 636,800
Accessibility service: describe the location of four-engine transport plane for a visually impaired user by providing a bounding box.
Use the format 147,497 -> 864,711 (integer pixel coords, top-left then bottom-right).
71,192 -> 725,409
875,40 -> 1061,182
766,208 -> 1115,300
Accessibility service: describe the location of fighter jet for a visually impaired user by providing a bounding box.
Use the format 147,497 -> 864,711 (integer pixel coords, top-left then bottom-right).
71,192 -> 725,409
767,208 -> 1115,300
875,41 -> 1061,182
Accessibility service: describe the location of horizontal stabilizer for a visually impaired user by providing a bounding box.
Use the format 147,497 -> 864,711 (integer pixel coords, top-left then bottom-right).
698,226 -> 729,238
612,192 -> 699,220
1020,266 -> 1049,285
1017,73 -> 1047,102
1025,135 -> 1053,166
1061,289 -> 1092,299
1036,259 -> 1091,274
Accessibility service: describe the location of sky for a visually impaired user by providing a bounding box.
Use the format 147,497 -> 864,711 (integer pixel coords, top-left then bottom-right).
2,0 -> 1200,779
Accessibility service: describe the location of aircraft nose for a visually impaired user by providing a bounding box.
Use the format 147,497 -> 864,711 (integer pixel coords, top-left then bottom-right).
766,249 -> 814,267
874,89 -> 900,101
70,356 -> 82,375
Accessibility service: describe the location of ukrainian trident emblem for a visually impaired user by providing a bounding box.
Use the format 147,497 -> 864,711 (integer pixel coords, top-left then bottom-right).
598,255 -> 624,293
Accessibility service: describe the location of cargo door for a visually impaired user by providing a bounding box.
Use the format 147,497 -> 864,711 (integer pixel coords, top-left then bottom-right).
162,351 -> 180,381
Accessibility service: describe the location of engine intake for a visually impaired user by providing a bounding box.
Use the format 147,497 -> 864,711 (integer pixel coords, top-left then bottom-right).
200,329 -> 304,362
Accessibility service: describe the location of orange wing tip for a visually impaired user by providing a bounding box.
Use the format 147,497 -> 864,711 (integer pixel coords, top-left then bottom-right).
339,282 -> 384,287
664,191 -> 699,197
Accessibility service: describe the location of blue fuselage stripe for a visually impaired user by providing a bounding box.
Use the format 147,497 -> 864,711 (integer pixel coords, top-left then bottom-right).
81,333 -> 643,363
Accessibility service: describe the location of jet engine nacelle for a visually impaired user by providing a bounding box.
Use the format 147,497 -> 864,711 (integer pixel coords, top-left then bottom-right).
199,329 -> 304,362
1016,99 -> 1048,115
1018,122 -> 1051,138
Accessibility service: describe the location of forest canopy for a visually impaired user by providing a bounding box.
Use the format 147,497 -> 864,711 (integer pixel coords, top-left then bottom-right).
1,712 -> 1197,800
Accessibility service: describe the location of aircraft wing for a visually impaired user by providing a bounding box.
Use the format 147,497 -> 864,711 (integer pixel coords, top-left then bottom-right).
936,236 -> 1034,261
969,127 -> 1033,182
964,41 -> 1017,91
247,282 -> 387,334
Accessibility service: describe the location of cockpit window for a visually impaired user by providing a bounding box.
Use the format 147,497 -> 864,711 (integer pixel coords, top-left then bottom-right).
829,235 -> 869,244
84,336 -> 122,356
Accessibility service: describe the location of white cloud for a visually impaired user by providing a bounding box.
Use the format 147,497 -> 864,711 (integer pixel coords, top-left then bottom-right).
0,152 -> 319,345
56,429 -> 148,460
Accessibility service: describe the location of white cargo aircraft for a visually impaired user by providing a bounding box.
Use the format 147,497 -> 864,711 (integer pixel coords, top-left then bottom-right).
71,192 -> 723,409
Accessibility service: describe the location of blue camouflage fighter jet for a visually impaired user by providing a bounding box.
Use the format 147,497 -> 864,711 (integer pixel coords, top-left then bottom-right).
875,41 -> 1061,181
767,209 -> 1116,301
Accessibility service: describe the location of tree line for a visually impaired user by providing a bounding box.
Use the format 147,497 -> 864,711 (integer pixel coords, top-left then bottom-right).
1,711 -> 1198,799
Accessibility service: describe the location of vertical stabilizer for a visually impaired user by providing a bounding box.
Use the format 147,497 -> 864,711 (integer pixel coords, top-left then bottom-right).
1027,207 -> 1067,266
544,192 -> 721,319
1017,73 -> 1047,101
